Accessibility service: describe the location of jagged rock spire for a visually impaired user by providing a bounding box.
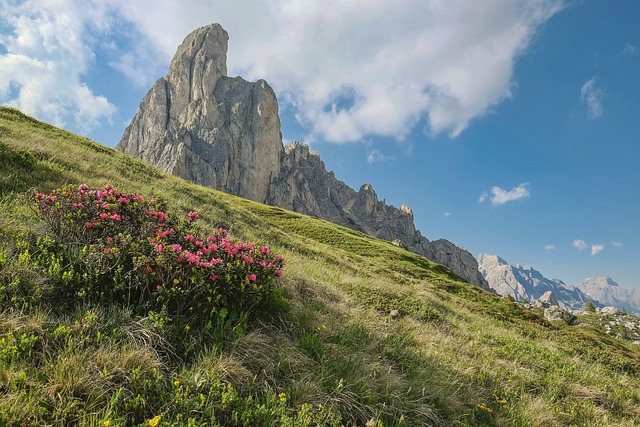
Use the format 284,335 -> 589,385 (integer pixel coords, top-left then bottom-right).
167,24 -> 229,111
117,23 -> 283,203
117,24 -> 492,291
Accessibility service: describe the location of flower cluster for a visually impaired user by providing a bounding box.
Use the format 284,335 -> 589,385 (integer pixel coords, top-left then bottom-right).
142,219 -> 285,315
35,183 -> 160,245
34,184 -> 284,318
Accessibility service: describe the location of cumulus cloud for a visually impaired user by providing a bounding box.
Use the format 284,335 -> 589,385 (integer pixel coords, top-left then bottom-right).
0,0 -> 564,143
479,183 -> 530,206
545,245 -> 556,251
580,77 -> 603,119
591,244 -> 604,256
0,1 -> 116,132
573,239 -> 587,251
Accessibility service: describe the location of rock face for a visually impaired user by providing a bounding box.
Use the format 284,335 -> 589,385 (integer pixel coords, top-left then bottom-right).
117,24 -> 491,291
577,276 -> 640,315
478,254 -> 594,311
118,24 -> 282,203
422,239 -> 489,289
537,291 -> 559,307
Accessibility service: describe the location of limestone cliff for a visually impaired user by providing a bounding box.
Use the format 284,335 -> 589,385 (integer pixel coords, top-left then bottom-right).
118,24 -> 282,203
117,24 -> 490,291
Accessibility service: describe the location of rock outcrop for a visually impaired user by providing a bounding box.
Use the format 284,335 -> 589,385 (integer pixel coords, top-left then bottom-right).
117,23 -> 491,291
118,24 -> 282,203
478,254 -> 594,311
537,291 -> 559,307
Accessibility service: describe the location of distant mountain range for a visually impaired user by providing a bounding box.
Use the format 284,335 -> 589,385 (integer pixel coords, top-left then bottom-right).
577,276 -> 640,314
478,254 -> 640,314
477,254 -> 594,311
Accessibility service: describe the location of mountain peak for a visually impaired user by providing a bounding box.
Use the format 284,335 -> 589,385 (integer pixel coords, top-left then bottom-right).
477,253 -> 508,266
582,276 -> 620,287
577,276 -> 640,314
117,24 -> 492,291
478,254 -> 593,311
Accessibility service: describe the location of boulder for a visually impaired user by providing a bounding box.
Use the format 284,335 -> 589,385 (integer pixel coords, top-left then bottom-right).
538,291 -> 559,307
601,306 -> 620,316
544,306 -> 566,322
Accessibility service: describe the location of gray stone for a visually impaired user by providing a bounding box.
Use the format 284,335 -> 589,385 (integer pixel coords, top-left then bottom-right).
423,240 -> 490,289
117,24 -> 282,204
544,306 -> 575,323
538,291 -> 559,307
544,306 -> 566,322
117,23 -> 492,291
601,306 -> 620,316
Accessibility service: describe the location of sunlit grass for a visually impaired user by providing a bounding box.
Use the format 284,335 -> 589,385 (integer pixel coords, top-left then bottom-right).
1,106 -> 639,426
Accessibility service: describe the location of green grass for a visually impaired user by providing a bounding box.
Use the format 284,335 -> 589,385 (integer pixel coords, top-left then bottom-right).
1,106 -> 640,426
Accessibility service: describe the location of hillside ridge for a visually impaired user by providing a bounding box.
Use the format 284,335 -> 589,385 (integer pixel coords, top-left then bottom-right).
116,23 -> 490,290
2,105 -> 640,426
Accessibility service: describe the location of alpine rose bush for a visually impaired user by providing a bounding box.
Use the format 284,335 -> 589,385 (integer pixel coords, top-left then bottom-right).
34,184 -> 284,317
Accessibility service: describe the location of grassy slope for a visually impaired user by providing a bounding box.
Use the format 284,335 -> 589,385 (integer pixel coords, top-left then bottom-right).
1,106 -> 639,426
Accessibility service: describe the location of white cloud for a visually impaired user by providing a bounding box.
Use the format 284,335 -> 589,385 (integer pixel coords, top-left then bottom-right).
545,245 -> 556,251
573,240 -> 606,255
573,239 -> 587,251
443,212 -> 451,217
580,77 -> 603,119
366,149 -> 393,164
623,42 -> 638,56
0,1 -> 116,132
480,183 -> 530,206
611,240 -> 623,247
0,0 -> 564,143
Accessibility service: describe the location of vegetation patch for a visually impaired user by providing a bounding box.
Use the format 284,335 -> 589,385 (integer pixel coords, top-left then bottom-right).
1,106 -> 640,426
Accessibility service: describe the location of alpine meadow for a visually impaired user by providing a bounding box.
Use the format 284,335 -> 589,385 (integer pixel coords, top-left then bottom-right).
1,106 -> 640,426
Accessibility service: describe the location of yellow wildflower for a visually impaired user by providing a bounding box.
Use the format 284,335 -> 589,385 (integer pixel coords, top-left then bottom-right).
278,392 -> 287,402
476,403 -> 493,413
103,421 -> 110,427
148,415 -> 161,426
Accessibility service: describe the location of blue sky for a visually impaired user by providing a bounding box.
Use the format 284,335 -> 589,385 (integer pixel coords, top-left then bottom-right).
1,1 -> 639,288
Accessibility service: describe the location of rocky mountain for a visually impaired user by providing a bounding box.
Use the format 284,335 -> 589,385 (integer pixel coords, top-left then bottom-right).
477,254 -> 594,311
117,23 -> 490,290
577,276 -> 640,315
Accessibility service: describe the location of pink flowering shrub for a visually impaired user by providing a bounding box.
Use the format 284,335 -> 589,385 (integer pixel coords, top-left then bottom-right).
33,184 -> 284,318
